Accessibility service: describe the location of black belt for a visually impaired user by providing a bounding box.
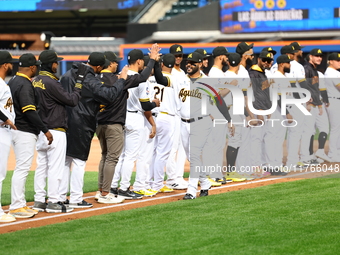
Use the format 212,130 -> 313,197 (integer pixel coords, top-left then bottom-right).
181,117 -> 204,123
127,110 -> 138,113
329,97 -> 340,100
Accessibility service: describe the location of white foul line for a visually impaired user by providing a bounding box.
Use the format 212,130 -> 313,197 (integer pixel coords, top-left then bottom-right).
0,171 -> 315,228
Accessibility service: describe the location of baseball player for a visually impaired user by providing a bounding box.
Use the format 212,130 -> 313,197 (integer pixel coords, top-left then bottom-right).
32,50 -> 85,213
302,49 -> 332,163
267,55 -> 294,175
324,52 -> 340,162
248,51 -> 273,178
315,70 -> 331,162
0,51 -> 18,223
290,42 -> 304,64
206,46 -> 229,184
148,53 -> 178,192
271,45 -> 309,169
133,55 -> 161,196
206,46 -> 245,183
110,47 -> 161,200
9,53 -> 53,218
136,54 -> 180,193
96,53 -> 159,202
179,52 -> 233,199
194,48 -> 210,76
59,52 -> 128,208
234,42 -> 255,176
166,44 -> 188,189
223,53 -> 251,180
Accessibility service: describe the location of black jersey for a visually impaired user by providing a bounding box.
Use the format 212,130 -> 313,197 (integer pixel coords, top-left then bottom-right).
248,65 -> 272,110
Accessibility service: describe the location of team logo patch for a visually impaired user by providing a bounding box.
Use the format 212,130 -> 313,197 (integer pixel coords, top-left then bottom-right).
176,47 -> 181,52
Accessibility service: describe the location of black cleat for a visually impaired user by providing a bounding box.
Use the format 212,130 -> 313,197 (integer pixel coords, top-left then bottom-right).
200,189 -> 209,197
118,189 -> 143,200
183,193 -> 195,200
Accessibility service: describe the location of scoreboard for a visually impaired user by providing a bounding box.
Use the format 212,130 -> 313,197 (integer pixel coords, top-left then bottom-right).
220,0 -> 340,33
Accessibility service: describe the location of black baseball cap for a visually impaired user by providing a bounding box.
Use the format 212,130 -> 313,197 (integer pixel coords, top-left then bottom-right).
104,51 -> 122,63
258,51 -> 274,60
328,52 -> 340,61
227,53 -> 241,67
186,52 -> 202,63
262,47 -> 277,55
236,42 -> 254,55
0,51 -> 19,65
170,44 -> 183,55
39,50 -> 63,64
19,53 -> 42,67
88,52 -> 107,66
212,46 -> 229,57
276,55 -> 293,64
290,42 -> 305,50
281,45 -> 298,54
194,49 -> 210,58
127,49 -> 144,62
162,53 -> 175,68
309,48 -> 323,56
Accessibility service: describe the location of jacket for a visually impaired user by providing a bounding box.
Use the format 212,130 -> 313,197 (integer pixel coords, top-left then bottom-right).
61,62 -> 125,161
33,71 -> 81,130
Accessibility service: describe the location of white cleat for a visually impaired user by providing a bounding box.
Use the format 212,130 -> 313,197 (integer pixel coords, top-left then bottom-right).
315,150 -> 332,163
98,193 -> 125,204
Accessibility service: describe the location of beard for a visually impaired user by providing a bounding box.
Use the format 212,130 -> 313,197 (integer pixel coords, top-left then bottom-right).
284,67 -> 291,73
246,58 -> 253,67
6,66 -> 13,76
187,65 -> 199,75
296,54 -> 303,63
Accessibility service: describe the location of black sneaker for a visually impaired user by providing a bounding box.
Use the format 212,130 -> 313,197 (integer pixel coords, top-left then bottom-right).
183,193 -> 195,200
33,201 -> 47,212
200,190 -> 209,197
110,188 -> 118,195
68,200 -> 93,208
118,189 -> 143,200
64,199 -> 69,205
46,201 -> 74,213
215,177 -> 227,184
268,167 -> 288,176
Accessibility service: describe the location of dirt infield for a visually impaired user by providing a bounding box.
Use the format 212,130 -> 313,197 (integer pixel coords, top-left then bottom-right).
2,138 -> 334,234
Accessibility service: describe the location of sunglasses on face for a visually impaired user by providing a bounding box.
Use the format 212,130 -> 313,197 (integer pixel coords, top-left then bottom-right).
174,54 -> 183,58
262,58 -> 273,63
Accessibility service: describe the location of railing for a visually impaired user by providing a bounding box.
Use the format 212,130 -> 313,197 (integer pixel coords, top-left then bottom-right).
129,0 -> 158,23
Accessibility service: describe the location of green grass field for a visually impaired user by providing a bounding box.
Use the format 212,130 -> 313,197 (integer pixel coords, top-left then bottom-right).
1,177 -> 340,254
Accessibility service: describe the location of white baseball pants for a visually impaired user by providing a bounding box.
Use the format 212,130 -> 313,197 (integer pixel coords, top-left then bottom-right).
0,127 -> 12,216
111,111 -> 144,191
150,113 -> 175,190
134,116 -> 156,191
326,98 -> 340,160
182,117 -> 212,197
166,116 -> 187,184
34,130 -> 66,203
10,130 -> 37,210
